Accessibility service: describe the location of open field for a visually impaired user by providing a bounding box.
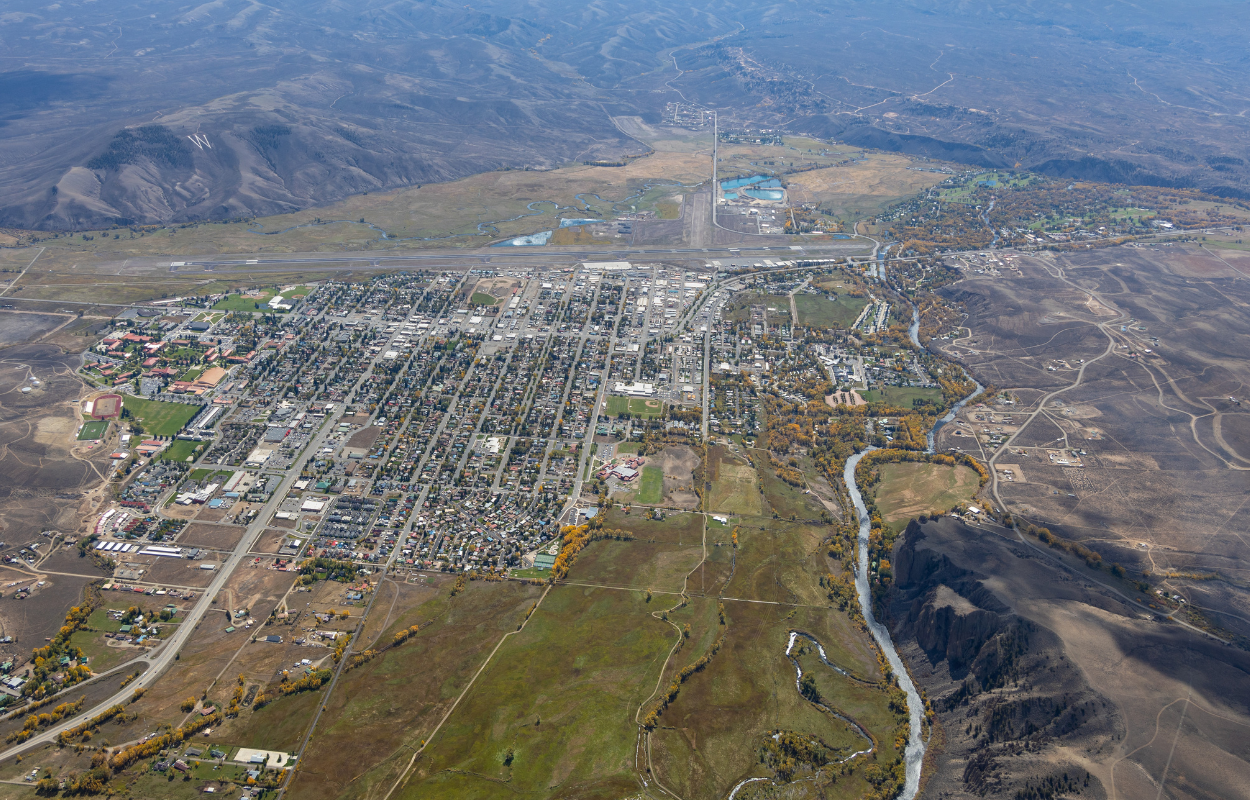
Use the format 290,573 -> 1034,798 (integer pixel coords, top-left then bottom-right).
159,438 -> 202,462
283,578 -> 542,800
650,599 -> 895,800
872,461 -> 979,532
606,395 -> 664,418
861,385 -> 943,408
722,292 -> 792,324
721,517 -> 829,606
398,586 -> 671,799
212,292 -> 277,313
754,452 -> 827,521
121,395 -> 200,436
706,446 -> 763,517
794,292 -> 867,328
469,291 -> 497,305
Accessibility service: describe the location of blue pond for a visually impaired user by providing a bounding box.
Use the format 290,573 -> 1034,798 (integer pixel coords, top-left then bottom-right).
559,218 -> 600,228
721,174 -> 780,190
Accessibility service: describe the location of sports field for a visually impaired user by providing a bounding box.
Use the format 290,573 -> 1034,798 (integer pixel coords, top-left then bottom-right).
77,420 -> 108,441
122,395 -> 201,436
606,395 -> 664,418
873,461 -> 980,532
213,292 -> 277,313
636,465 -> 664,504
469,291 -> 497,305
159,439 -> 201,462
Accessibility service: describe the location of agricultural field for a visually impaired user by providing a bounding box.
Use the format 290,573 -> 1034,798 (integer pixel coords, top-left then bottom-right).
794,293 -> 866,328
121,395 -> 200,436
872,461 -> 981,532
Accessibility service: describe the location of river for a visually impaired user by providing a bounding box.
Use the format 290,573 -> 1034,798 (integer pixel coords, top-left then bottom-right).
910,304 -> 985,452
827,306 -> 986,800
843,448 -> 925,799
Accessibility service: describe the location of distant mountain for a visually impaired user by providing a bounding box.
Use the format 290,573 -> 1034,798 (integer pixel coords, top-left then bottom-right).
2,0 -> 1248,229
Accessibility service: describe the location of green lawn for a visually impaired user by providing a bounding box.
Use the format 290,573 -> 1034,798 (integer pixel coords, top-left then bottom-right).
470,291 -> 497,305
606,395 -> 664,418
159,438 -> 202,463
180,366 -> 204,382
794,293 -> 867,328
212,292 -> 277,313
122,395 -> 201,436
614,441 -> 641,455
636,465 -> 664,504
861,385 -> 944,408
77,420 -> 109,441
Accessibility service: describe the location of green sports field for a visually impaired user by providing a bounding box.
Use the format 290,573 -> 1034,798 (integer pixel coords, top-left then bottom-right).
122,395 -> 201,436
77,420 -> 108,441
606,395 -> 664,418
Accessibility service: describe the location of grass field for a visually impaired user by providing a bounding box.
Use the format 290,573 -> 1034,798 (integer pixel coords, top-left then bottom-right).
861,385 -> 944,408
159,438 -> 201,463
77,420 -> 108,441
636,465 -> 664,504
470,291 -> 497,305
706,446 -> 764,516
606,395 -> 664,418
649,598 -> 896,799
283,579 -> 543,800
794,293 -> 867,328
614,441 -> 641,455
122,395 -> 200,436
873,461 -> 980,532
212,292 -> 276,313
398,586 -> 671,799
754,452 -> 827,521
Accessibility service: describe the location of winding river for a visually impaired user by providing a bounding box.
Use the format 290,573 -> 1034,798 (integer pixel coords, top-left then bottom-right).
843,448 -> 925,799
910,305 -> 985,453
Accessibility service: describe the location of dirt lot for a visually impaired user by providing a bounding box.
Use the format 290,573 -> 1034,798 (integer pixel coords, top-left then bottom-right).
346,425 -> 383,450
659,444 -> 701,510
141,557 -> 220,588
252,528 -> 292,554
177,522 -> 246,550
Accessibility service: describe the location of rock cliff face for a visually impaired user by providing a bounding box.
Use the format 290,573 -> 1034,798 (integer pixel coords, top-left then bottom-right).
889,519 -> 1117,798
